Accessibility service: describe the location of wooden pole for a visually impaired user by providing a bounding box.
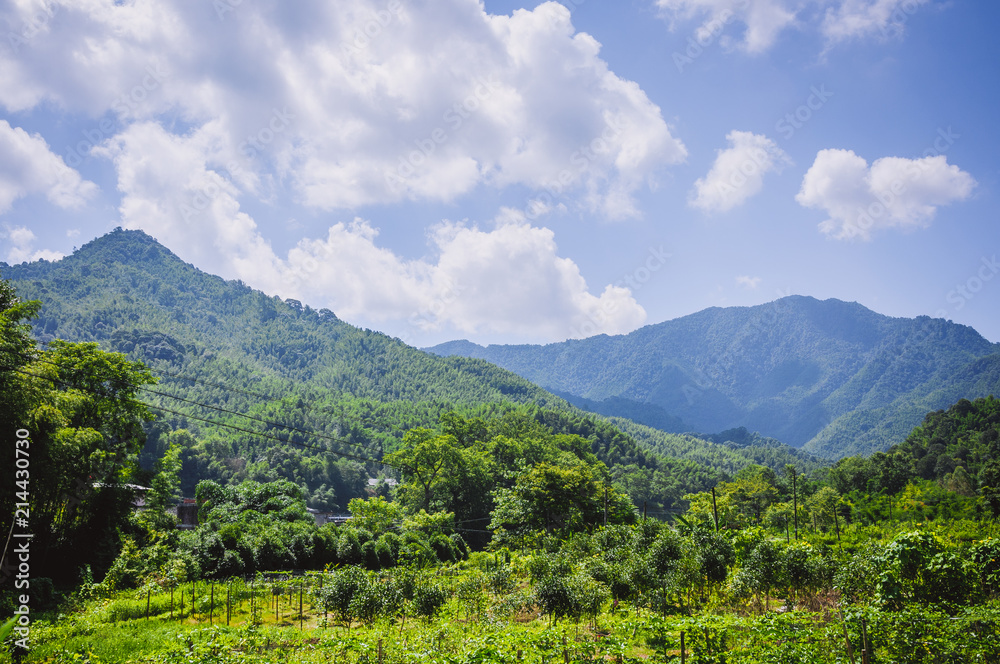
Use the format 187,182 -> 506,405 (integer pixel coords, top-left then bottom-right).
711,487 -> 719,532
299,584 -> 304,630
227,583 -> 231,626
146,588 -> 151,620
170,586 -> 174,619
861,618 -> 869,664
210,583 -> 214,625
681,631 -> 686,664
603,486 -> 608,527
791,472 -> 799,540
834,503 -> 843,550
840,615 -> 856,664
191,581 -> 196,620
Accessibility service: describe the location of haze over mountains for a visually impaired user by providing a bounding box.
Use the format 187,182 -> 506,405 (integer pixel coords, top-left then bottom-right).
427,297 -> 1000,458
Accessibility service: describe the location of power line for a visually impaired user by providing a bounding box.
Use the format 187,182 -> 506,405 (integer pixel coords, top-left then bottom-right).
140,385 -> 378,456
141,364 -> 408,434
15,340 -> 411,434
8,365 -> 388,467
145,403 -> 386,467
4,349 -> 385,457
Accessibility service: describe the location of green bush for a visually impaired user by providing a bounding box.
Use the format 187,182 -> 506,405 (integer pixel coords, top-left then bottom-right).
412,583 -> 448,620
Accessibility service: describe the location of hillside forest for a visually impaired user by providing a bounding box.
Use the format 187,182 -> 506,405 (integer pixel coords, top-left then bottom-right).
1,233 -> 999,663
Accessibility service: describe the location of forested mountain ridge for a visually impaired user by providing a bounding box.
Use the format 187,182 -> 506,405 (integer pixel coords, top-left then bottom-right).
427,297 -> 1000,458
2,228 -> 818,513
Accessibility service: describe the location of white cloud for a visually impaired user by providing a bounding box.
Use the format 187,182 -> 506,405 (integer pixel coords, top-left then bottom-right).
0,0 -> 684,218
735,275 -> 761,289
0,120 -> 97,214
656,0 -> 934,52
93,121 -> 287,285
1,225 -> 64,264
656,0 -> 797,54
822,0 -> 931,44
796,148 -> 976,240
95,123 -> 645,341
285,212 -> 647,340
690,130 -> 790,213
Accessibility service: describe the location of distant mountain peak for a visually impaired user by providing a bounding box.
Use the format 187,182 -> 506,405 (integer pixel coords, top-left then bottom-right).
424,296 -> 999,458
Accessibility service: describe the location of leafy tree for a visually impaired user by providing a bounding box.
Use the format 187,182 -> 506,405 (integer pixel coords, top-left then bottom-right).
805,486 -> 842,531
490,460 -> 635,544
348,495 -> 402,535
1,278 -> 156,580
385,429 -> 464,512
147,441 -> 182,513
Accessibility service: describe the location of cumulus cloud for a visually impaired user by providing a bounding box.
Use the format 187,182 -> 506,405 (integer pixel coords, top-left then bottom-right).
0,0 -> 678,340
0,0 -> 684,218
95,123 -> 645,340
656,0 -> 797,54
1,225 -> 64,264
0,120 -> 97,214
285,212 -> 647,340
690,131 -> 790,213
796,148 -> 976,240
822,0 -> 931,44
656,0 -> 933,52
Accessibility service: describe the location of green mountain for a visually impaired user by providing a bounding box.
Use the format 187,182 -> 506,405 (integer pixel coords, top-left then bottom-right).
2,229 -> 818,512
426,297 -> 1000,458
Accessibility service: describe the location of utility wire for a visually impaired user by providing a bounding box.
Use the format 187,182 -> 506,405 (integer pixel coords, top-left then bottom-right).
7,342 -> 409,435
144,403 -> 386,467
141,365 -> 408,433
8,365 -> 387,467
140,385 -> 378,456
4,350 -> 384,457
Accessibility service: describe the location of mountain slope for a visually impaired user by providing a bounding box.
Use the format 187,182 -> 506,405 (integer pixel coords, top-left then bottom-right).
2,229 -> 822,511
426,297 -> 1000,457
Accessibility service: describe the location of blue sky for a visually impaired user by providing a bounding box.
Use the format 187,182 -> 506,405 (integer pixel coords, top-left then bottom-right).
0,0 -> 997,346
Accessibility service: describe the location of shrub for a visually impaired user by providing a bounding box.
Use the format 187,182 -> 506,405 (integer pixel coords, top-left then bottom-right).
412,583 -> 449,620
361,540 -> 380,570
